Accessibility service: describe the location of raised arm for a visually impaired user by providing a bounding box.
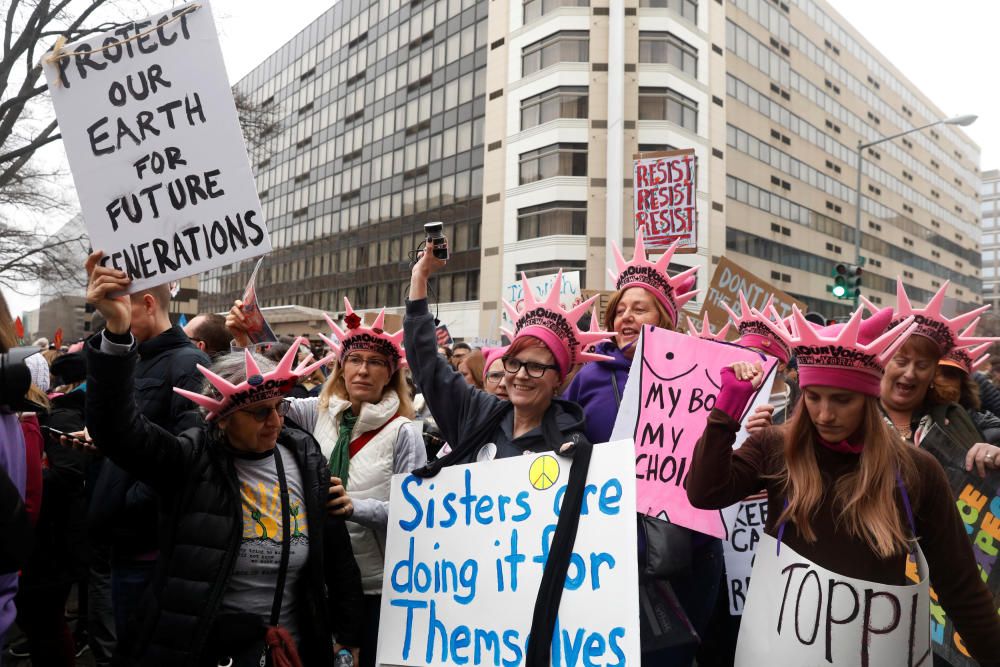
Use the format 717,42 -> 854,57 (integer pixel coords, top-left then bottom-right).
83,252 -> 197,491
404,241 -> 500,446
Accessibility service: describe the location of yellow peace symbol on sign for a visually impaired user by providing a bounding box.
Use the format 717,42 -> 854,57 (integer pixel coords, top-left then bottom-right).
529,455 -> 560,491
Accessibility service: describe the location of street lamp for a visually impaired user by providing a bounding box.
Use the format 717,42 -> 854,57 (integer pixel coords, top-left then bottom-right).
851,114 -> 977,305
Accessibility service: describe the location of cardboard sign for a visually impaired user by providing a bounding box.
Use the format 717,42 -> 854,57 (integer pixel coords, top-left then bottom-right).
911,425 -> 1000,666
721,493 -> 768,615
377,440 -> 641,667
610,326 -> 777,538
633,150 -> 697,252
502,271 -> 582,328
42,1 -> 270,293
701,257 -> 806,334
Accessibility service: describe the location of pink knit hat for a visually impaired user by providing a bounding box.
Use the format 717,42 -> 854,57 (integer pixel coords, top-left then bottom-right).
502,271 -> 612,379
174,337 -> 334,420
862,278 -> 989,356
762,306 -> 916,396
481,345 -> 508,382
685,312 -> 732,342
320,298 -> 406,372
608,230 -> 698,328
722,294 -> 792,364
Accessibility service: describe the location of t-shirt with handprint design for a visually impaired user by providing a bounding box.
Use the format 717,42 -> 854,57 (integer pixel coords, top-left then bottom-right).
218,444 -> 309,641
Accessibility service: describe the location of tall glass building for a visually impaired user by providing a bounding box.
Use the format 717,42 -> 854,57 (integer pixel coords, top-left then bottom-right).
201,0 -> 489,336
981,169 -> 999,309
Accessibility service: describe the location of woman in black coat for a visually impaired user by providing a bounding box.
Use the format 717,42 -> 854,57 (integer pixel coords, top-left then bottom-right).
83,252 -> 363,666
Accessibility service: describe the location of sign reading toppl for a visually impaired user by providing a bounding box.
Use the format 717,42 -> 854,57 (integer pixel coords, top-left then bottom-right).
377,440 -> 641,666
41,1 -> 271,293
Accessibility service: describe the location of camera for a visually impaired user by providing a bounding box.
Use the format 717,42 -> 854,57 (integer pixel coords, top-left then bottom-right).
1,347 -> 40,412
424,222 -> 449,261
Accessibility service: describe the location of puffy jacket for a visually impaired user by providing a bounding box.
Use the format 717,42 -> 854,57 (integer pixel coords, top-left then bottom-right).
85,336 -> 364,666
974,372 -> 1000,416
88,325 -> 209,558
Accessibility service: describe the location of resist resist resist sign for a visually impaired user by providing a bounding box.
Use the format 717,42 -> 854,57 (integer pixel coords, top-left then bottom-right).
42,1 -> 270,292
377,440 -> 640,667
633,149 -> 697,251
610,326 -> 776,538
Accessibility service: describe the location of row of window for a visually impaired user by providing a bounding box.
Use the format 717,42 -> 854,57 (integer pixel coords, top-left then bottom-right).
521,30 -> 699,79
522,0 -> 698,25
517,201 -> 587,239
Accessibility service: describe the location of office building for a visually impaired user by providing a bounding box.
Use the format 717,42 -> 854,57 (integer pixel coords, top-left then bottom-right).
981,169 -> 999,309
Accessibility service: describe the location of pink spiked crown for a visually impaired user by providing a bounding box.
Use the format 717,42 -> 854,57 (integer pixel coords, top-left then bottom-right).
722,294 -> 792,364
501,271 -> 612,378
686,312 -> 732,342
320,298 -> 407,371
608,231 -> 698,327
861,279 -> 989,357
938,319 -> 998,375
760,306 -> 917,396
174,336 -> 334,420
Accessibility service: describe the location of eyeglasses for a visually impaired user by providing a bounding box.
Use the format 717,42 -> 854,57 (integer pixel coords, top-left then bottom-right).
502,357 -> 559,378
344,355 -> 390,371
241,400 -> 291,422
485,371 -> 506,385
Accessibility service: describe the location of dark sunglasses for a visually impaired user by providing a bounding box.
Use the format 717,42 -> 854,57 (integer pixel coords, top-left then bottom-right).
241,399 -> 291,422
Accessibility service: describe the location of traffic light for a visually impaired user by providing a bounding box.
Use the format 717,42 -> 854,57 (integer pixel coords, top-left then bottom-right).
829,263 -> 862,300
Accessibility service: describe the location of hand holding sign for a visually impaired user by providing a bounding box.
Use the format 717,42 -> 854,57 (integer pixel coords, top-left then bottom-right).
85,251 -> 132,335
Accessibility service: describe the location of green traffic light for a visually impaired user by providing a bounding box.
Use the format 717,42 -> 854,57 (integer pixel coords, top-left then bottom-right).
832,285 -> 847,298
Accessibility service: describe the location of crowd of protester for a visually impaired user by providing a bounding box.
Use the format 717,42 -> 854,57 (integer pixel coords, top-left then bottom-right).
1,235 -> 999,666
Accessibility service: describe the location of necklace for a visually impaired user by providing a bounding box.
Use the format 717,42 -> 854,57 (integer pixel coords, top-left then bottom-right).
879,403 -> 913,440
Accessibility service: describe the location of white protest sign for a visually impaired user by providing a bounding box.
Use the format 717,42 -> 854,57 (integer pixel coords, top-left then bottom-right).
502,271 -> 581,328
633,149 -> 697,252
736,534 -> 930,666
42,1 -> 270,292
720,493 -> 768,615
377,440 -> 641,667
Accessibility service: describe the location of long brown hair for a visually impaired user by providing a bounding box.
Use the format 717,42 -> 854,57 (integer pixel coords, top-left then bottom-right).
776,395 -> 918,558
318,359 -> 415,419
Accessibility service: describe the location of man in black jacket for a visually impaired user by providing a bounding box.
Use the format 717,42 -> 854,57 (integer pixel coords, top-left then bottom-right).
88,283 -> 209,649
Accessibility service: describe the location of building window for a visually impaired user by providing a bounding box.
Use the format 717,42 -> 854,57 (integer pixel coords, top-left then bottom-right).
523,0 -> 589,23
518,143 -> 588,184
638,32 -> 698,76
638,87 -> 698,131
517,201 -> 587,239
522,31 -> 589,76
520,86 -> 589,130
639,0 -> 698,22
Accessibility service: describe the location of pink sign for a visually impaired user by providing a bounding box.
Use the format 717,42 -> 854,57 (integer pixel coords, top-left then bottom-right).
611,325 -> 776,538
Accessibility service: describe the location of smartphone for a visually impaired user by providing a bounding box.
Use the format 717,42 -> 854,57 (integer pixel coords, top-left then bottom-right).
424,221 -> 449,260
40,425 -> 87,444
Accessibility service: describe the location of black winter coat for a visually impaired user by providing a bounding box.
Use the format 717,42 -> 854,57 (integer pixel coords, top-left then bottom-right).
85,337 -> 364,666
88,325 -> 209,558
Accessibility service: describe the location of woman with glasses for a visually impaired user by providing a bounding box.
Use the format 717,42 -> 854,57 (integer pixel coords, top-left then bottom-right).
227,298 -> 426,667
482,346 -> 509,400
81,253 -> 364,666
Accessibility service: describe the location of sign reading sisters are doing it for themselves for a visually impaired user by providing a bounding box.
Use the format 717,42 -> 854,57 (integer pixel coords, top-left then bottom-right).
377,440 -> 640,667
42,1 -> 270,293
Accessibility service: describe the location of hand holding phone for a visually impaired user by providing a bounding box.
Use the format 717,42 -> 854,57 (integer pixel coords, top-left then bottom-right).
424,222 -> 449,260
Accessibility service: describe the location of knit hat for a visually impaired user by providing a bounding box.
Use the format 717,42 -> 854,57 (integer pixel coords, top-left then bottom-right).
174,337 -> 333,420
685,312 -> 732,342
320,298 -> 406,372
608,230 -> 698,328
762,306 -> 916,396
481,345 -> 508,382
501,271 -> 612,379
50,352 -> 86,386
722,294 -> 792,364
863,279 -> 989,357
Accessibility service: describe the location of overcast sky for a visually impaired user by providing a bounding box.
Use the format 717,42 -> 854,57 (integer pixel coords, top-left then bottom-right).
5,0 -> 997,317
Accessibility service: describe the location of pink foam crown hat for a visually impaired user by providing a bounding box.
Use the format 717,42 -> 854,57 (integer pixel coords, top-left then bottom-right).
861,278 -> 989,356
722,294 -> 792,363
761,306 -> 917,396
501,271 -> 612,378
174,336 -> 334,421
939,318 -> 998,375
319,298 -> 407,371
686,312 -> 732,342
608,230 -> 699,328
